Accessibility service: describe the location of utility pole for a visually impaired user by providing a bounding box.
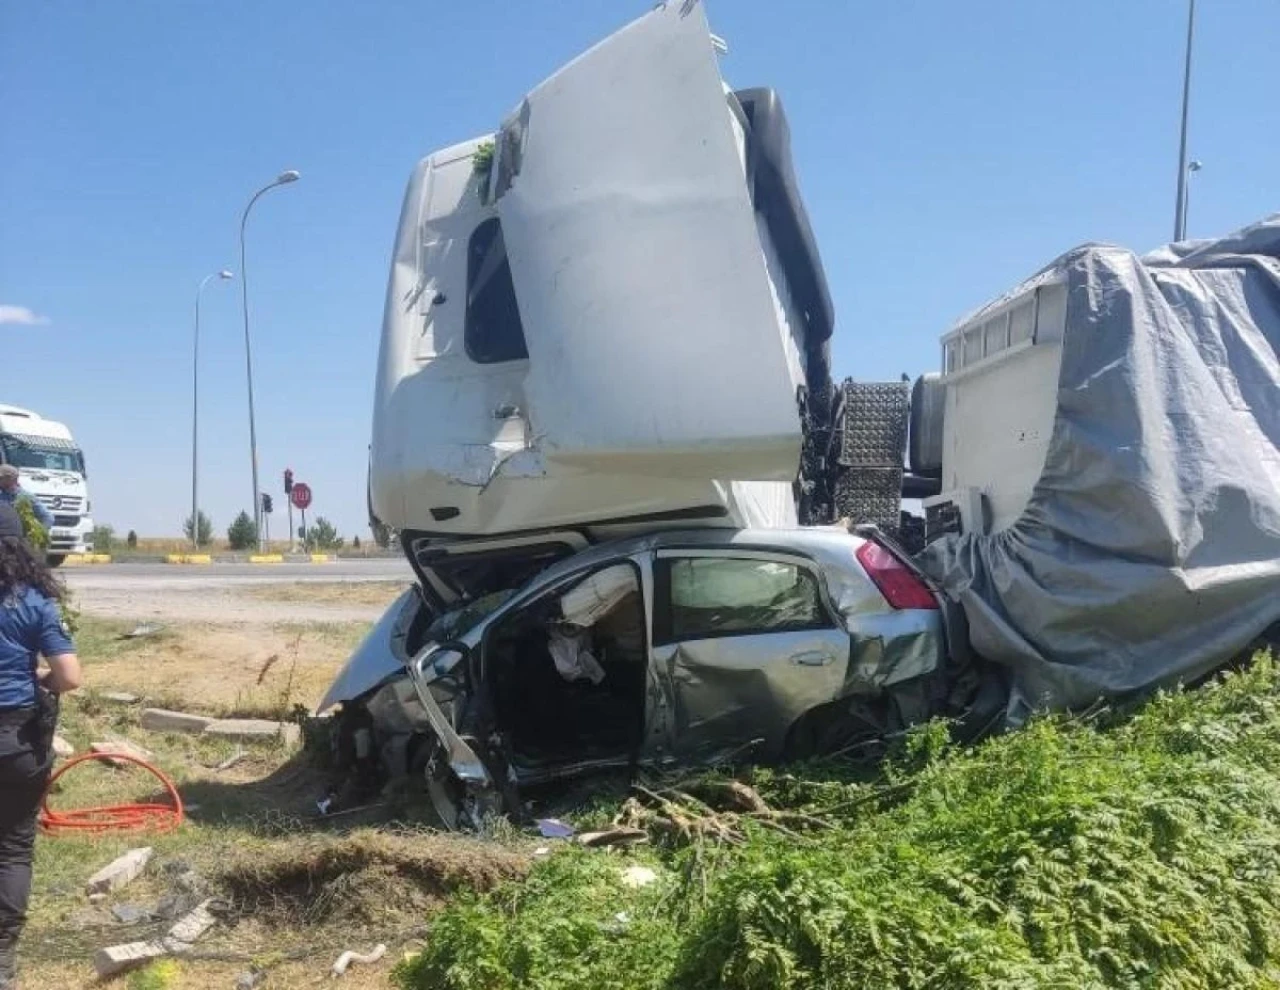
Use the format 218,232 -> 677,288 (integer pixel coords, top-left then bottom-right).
1172,0 -> 1196,241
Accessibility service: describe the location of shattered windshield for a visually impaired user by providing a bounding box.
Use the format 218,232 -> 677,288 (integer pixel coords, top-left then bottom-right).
425,588 -> 518,644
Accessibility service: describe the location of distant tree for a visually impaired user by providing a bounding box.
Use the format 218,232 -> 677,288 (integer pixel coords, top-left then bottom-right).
227,511 -> 258,551
127,530 -> 138,549
352,535 -> 362,550
91,524 -> 115,551
305,517 -> 343,551
183,510 -> 214,547
371,520 -> 397,550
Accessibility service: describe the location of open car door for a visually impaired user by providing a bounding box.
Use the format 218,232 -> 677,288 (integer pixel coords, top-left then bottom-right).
494,1 -> 802,481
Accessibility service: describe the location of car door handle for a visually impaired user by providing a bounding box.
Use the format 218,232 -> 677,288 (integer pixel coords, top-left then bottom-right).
790,650 -> 835,667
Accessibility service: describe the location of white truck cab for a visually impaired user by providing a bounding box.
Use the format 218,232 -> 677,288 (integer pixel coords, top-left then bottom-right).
369,1 -> 837,581
0,404 -> 94,564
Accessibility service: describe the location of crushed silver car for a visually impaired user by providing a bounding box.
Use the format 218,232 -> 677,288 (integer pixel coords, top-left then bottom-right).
318,527 -> 963,827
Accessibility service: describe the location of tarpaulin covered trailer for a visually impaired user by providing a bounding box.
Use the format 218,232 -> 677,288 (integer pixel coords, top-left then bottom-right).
917,215 -> 1280,721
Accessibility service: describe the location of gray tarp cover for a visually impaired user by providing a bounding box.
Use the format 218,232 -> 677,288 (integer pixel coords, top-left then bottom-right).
919,215 -> 1280,722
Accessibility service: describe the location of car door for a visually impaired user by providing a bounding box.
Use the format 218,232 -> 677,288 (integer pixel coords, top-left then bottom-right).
649,549 -> 851,762
492,1 -> 802,481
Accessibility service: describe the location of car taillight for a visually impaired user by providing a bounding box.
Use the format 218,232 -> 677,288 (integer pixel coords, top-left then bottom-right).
855,541 -> 939,610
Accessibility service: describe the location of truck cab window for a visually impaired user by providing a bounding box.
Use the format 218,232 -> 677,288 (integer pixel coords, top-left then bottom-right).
465,218 -> 528,364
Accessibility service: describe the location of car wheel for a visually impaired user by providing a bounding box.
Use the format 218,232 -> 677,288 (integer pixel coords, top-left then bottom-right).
46,554 -> 66,568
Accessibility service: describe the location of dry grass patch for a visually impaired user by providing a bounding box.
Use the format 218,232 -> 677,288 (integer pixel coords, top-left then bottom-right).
77,618 -> 369,717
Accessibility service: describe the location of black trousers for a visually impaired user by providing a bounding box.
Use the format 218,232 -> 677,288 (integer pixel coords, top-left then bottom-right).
0,712 -> 50,984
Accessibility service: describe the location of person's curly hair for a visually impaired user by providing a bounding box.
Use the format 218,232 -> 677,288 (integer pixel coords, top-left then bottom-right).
0,535 -> 63,601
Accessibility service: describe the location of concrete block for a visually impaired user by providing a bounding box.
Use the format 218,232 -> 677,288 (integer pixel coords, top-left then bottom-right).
204,719 -> 300,746
52,735 -> 74,758
140,708 -> 215,734
166,899 -> 216,944
94,940 -> 171,978
86,847 -> 153,895
102,691 -> 140,705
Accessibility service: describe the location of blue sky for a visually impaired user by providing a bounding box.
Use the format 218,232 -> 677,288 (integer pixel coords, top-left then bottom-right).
2,0 -> 1277,540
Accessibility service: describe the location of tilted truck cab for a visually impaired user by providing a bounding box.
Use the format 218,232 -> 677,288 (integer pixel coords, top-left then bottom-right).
369,1 -> 839,588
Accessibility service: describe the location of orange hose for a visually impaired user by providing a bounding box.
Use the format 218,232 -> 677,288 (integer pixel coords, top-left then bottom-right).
39,751 -> 185,835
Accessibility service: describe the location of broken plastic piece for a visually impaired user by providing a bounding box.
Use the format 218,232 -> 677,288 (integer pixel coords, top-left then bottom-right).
535,818 -> 575,839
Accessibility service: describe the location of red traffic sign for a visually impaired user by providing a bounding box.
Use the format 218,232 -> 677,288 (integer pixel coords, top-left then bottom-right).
290,483 -> 312,511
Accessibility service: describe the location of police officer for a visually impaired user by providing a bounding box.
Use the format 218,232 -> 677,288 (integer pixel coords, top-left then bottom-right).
0,502 -> 79,989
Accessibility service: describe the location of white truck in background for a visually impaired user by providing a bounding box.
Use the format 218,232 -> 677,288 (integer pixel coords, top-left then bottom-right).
0,404 -> 95,565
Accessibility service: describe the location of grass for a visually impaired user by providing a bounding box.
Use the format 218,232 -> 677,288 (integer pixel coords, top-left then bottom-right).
396,652 -> 1280,990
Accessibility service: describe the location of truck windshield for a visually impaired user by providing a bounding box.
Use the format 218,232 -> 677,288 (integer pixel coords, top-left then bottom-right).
0,435 -> 85,475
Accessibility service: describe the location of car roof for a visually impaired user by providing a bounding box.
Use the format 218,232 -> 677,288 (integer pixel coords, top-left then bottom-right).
529,525 -> 861,587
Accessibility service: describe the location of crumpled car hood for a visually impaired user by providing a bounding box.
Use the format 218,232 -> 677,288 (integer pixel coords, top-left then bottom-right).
317,589 -> 417,713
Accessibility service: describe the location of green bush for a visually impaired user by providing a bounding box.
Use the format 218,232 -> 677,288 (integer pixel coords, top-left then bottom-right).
305,517 -> 343,551
227,511 -> 258,551
396,654 -> 1280,990
91,524 -> 115,551
183,511 -> 213,547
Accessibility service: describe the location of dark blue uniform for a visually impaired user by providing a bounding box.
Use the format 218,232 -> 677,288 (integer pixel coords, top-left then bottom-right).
0,586 -> 73,987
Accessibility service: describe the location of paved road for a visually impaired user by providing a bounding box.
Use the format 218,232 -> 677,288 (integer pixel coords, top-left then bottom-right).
63,557 -> 413,588
63,557 -> 415,623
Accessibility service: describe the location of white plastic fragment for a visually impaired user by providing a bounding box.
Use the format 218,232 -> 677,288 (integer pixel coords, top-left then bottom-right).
331,943 -> 387,977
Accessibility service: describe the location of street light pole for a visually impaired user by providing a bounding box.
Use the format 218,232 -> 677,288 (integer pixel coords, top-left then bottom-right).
238,169 -> 300,551
193,269 -> 234,549
1179,159 -> 1203,241
1173,0 -> 1197,241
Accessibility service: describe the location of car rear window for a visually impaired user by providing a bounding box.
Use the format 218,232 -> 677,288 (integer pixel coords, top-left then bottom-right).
658,557 -> 830,642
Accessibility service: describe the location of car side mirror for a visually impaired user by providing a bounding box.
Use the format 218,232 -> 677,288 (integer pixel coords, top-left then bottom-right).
414,641 -> 471,685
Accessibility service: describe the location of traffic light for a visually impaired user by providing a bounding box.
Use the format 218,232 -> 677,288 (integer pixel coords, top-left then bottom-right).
283,469 -> 294,494
262,493 -> 274,514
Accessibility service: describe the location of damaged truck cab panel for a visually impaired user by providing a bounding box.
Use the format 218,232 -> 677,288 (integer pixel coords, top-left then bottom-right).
371,0 -> 836,544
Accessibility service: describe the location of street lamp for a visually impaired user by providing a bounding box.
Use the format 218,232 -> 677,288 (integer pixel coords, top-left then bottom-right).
193,269 -> 234,549
1179,159 -> 1203,241
1172,0 -> 1197,241
239,169 -> 300,550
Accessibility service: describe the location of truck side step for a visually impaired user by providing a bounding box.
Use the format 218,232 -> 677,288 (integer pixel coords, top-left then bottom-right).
833,381 -> 910,536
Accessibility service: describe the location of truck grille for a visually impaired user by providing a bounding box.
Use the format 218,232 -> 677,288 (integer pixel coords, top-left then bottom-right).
53,514 -> 80,528
35,494 -> 83,512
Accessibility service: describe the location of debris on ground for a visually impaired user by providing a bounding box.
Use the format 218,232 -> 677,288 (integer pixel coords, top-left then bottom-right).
214,748 -> 247,772
110,903 -> 151,926
535,818 -> 575,839
93,939 -> 169,978
619,865 -> 658,888
90,739 -> 155,768
165,899 -> 218,944
85,847 -> 153,895
576,826 -> 647,848
101,690 -> 141,704
123,623 -> 165,640
51,734 -> 74,758
203,718 -> 301,746
235,970 -> 265,990
92,897 -> 220,977
331,943 -> 387,977
140,708 -> 216,734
